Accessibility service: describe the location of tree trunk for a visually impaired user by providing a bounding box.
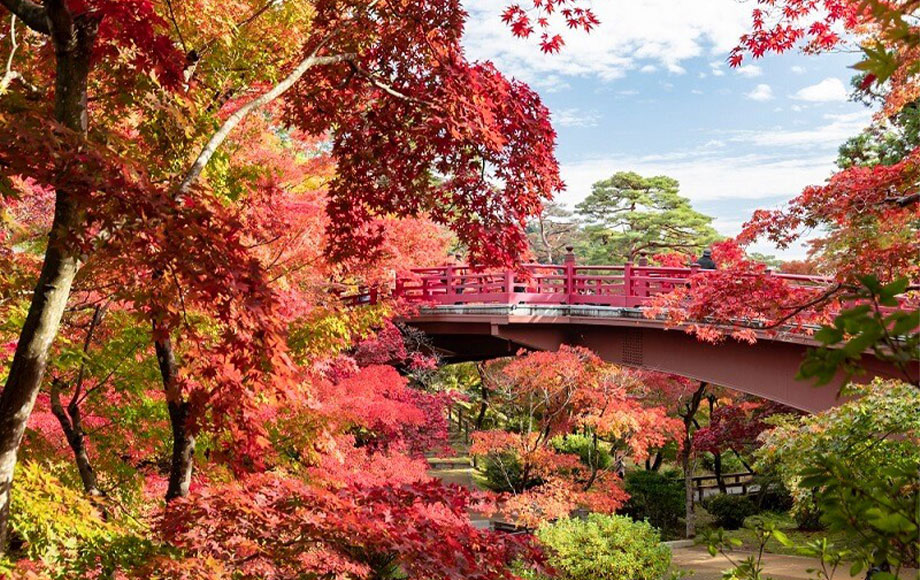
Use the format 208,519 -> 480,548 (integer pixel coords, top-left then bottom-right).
646,450 -> 663,471
153,328 -> 195,501
49,379 -> 101,496
475,363 -> 489,430
706,394 -> 727,493
538,215 -> 553,263
0,9 -> 97,551
714,452 -> 727,493
166,398 -> 195,500
680,382 -> 707,539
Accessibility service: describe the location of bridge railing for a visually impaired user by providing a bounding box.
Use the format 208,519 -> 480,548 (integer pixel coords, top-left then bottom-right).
393,254 -> 833,309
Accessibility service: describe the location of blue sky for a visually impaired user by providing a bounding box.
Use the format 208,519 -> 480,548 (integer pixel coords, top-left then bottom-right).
462,0 -> 873,259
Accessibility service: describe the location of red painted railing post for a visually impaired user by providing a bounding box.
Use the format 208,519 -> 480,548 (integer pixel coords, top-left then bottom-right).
445,265 -> 455,297
564,246 -> 576,304
505,270 -> 515,304
623,262 -> 633,307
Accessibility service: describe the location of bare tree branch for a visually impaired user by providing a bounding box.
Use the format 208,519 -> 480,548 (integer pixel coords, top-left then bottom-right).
0,15 -> 16,93
177,52 -> 353,194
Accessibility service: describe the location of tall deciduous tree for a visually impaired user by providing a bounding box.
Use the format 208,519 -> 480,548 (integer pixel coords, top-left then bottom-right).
526,202 -> 581,264
0,0 -> 568,545
0,0 -> 181,547
575,171 -> 718,263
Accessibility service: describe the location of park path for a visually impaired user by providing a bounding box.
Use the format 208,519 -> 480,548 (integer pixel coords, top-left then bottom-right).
671,546 -> 920,580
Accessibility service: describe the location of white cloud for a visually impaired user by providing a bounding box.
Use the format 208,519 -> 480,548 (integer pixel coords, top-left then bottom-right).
552,110 -> 871,207
667,63 -> 687,75
691,89 -> 704,95
712,69 -> 726,77
734,64 -> 762,78
462,0 -> 754,82
552,108 -> 601,128
640,64 -> 657,73
746,84 -> 774,101
792,77 -> 848,102
556,151 -> 836,207
727,111 -> 871,148
533,74 -> 571,93
790,65 -> 807,74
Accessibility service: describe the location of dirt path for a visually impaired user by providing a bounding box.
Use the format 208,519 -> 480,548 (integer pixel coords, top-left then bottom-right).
671,546 -> 920,580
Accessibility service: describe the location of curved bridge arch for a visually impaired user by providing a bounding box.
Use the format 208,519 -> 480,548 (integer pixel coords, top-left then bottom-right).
391,261 -> 916,412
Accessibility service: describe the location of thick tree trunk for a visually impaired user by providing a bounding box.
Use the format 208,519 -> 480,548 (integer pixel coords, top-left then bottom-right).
0,7 -> 97,551
165,398 -> 195,501
153,328 -> 194,501
680,382 -> 707,539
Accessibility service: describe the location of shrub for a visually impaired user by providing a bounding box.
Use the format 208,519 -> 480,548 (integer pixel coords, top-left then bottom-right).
533,514 -> 671,580
703,494 -> 759,530
792,492 -> 825,531
480,451 -> 543,493
754,485 -> 794,513
621,469 -> 683,536
551,434 -> 613,472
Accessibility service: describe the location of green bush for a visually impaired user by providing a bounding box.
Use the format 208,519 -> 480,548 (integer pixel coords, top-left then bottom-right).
621,469 -> 683,537
533,514 -> 671,580
479,451 -> 543,493
703,494 -> 759,530
754,486 -> 794,513
792,492 -> 825,531
551,434 -> 613,472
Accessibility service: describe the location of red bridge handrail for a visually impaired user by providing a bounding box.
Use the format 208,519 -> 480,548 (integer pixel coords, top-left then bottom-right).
393,257 -> 833,309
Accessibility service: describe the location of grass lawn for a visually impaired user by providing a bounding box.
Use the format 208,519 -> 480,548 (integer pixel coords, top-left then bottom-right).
697,511 -> 855,556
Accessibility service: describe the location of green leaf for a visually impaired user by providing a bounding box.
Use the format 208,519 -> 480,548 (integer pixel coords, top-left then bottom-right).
890,310 -> 919,337
849,561 -> 863,576
881,277 -> 909,298
814,327 -> 844,345
841,328 -> 883,355
771,529 -> 792,547
858,275 -> 883,294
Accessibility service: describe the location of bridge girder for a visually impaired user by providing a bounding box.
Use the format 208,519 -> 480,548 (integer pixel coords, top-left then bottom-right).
403,305 -> 915,413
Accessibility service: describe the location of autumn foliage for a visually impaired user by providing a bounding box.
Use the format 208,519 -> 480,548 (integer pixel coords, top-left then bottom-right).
158,476 -> 539,580
469,347 -> 682,527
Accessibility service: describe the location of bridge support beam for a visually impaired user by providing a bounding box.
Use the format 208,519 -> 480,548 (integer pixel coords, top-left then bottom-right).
406,307 -> 914,412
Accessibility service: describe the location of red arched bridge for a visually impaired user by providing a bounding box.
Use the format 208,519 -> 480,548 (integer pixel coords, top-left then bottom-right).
349,255 -> 915,412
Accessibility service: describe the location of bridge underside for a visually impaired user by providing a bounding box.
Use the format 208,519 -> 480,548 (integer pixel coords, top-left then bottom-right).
404,305 -> 913,413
